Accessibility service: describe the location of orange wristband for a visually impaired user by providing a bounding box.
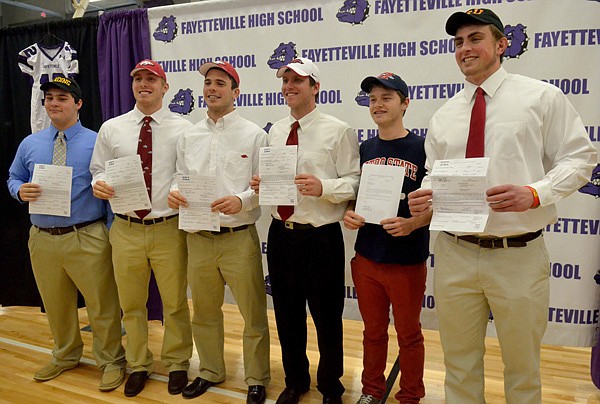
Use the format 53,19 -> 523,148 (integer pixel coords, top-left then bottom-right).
525,186 -> 540,208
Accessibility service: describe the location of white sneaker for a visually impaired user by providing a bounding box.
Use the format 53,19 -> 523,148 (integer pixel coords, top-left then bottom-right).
356,394 -> 381,404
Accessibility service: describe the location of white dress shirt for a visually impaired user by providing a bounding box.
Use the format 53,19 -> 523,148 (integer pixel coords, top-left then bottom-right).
267,107 -> 360,227
174,109 -> 266,231
90,106 -> 193,219
425,67 -> 597,236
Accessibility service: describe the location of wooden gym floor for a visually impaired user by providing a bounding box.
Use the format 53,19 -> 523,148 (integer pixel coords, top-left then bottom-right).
0,303 -> 599,403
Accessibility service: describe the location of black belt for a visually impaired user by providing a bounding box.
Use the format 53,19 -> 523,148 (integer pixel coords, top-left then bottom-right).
197,225 -> 249,236
273,218 -> 315,230
444,230 -> 542,249
115,213 -> 178,225
36,218 -> 104,236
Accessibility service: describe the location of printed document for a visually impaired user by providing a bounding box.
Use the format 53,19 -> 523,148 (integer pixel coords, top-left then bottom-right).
29,164 -> 72,217
430,157 -> 490,232
177,174 -> 220,231
105,155 -> 151,214
355,164 -> 405,224
259,146 -> 298,206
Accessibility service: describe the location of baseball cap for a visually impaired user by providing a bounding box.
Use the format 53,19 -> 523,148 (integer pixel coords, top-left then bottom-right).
276,57 -> 320,83
130,59 -> 167,81
40,76 -> 82,100
199,60 -> 240,86
445,8 -> 504,36
361,72 -> 409,98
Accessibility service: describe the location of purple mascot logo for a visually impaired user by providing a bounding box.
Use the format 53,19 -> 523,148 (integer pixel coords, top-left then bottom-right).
267,42 -> 297,70
579,164 -> 600,198
336,0 -> 370,24
263,122 -> 273,133
154,15 -> 178,43
355,91 -> 369,107
503,23 -> 528,60
169,89 -> 195,115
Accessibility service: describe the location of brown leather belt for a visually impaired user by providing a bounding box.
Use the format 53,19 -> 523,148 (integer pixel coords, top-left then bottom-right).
444,230 -> 542,249
36,218 -> 104,235
273,218 -> 315,230
115,213 -> 178,225
197,225 -> 249,236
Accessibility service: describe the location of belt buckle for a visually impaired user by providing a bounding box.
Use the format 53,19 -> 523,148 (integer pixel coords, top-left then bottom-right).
284,221 -> 294,230
480,238 -> 504,249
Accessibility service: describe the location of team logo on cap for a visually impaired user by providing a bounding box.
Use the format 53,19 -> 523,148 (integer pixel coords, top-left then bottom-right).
53,76 -> 73,86
154,15 -> 178,43
377,72 -> 395,80
336,0 -> 370,25
504,23 -> 529,59
169,88 -> 195,115
267,42 -> 297,70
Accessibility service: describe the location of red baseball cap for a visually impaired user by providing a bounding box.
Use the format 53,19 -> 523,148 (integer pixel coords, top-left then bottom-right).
199,60 -> 240,86
130,59 -> 167,81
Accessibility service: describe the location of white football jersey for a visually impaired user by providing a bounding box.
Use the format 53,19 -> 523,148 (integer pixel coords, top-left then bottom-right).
18,41 -> 79,133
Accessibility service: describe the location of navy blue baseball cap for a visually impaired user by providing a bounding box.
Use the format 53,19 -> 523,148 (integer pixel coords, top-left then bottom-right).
445,8 -> 504,36
360,72 -> 409,98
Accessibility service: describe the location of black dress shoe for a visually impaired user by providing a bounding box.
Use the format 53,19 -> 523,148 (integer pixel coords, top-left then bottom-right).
276,387 -> 309,404
322,396 -> 343,404
247,385 -> 266,404
124,371 -> 149,397
168,370 -> 188,395
182,377 -> 221,399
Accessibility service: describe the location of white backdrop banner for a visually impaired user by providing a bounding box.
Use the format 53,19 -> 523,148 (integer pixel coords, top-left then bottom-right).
148,0 -> 600,347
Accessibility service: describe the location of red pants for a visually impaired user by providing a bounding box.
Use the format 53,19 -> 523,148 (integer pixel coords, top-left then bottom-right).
351,253 -> 426,403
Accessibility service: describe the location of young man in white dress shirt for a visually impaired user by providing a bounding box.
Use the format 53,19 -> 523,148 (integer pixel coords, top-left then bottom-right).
251,57 -> 360,404
408,9 -> 597,404
168,60 -> 270,404
90,59 -> 193,398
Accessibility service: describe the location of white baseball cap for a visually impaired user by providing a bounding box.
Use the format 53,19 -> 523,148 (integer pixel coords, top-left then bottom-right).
276,57 -> 320,83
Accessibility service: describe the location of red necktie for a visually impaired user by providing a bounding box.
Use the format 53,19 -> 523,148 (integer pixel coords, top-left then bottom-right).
277,121 -> 299,222
135,116 -> 153,219
466,87 -> 486,158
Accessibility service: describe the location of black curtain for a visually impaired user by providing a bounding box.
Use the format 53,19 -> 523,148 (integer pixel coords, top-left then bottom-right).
0,17 -> 102,306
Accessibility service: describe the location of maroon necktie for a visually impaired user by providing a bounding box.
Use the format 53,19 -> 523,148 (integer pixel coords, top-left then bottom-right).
135,116 -> 153,219
465,87 -> 486,158
277,121 -> 299,222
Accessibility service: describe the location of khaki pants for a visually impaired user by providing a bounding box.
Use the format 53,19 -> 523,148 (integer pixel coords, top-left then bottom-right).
434,231 -> 550,404
28,222 -> 125,371
110,216 -> 192,372
187,225 -> 270,385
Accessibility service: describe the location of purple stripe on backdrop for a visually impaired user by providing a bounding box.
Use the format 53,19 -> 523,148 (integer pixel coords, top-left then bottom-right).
97,8 -> 151,121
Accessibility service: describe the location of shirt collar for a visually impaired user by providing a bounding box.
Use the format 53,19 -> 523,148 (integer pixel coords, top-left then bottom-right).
464,66 -> 508,101
50,120 -> 83,141
133,105 -> 167,124
207,109 -> 239,130
290,107 -> 319,131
